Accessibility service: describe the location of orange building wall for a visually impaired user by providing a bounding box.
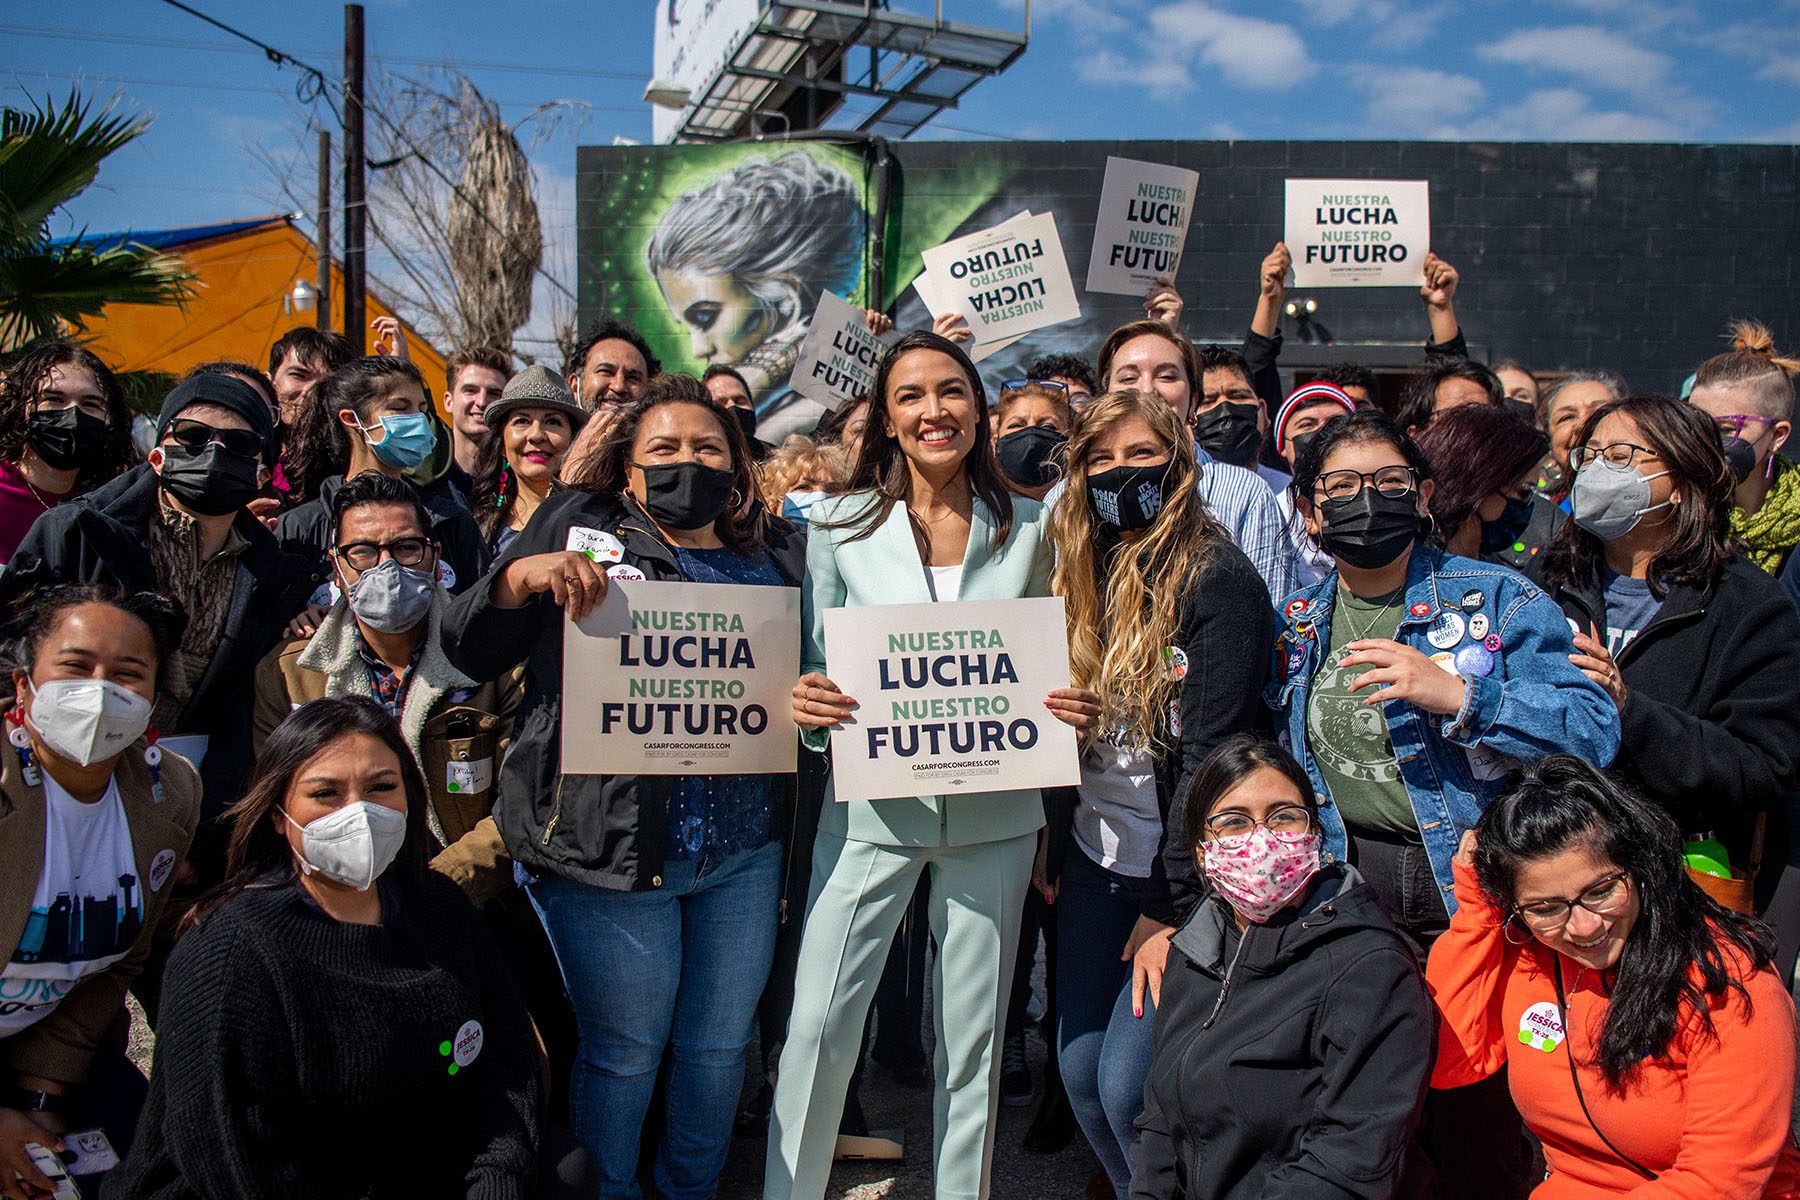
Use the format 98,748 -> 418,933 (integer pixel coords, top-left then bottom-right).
76,219 -> 449,407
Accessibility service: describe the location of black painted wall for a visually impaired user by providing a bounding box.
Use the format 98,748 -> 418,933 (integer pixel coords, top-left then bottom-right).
577,138 -> 1799,394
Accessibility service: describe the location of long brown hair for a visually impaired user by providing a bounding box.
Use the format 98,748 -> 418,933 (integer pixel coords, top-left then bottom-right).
0,340 -> 136,488
1051,390 -> 1225,749
1541,395 -> 1736,596
829,330 -> 1014,552
188,698 -> 430,927
564,373 -> 773,554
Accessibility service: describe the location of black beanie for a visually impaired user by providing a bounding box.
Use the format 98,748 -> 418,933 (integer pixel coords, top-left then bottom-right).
155,374 -> 277,459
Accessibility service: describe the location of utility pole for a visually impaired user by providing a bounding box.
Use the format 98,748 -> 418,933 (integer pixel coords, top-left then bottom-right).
343,3 -> 367,352
316,128 -> 333,332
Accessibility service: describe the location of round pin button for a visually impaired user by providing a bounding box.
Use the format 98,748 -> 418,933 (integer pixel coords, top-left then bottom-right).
1454,643 -> 1495,677
1426,609 -> 1466,650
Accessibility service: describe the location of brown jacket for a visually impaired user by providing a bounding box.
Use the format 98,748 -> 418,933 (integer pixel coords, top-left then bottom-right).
252,597 -> 524,904
0,727 -> 199,1086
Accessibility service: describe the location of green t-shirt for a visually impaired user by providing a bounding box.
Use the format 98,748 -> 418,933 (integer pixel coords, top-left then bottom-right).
1305,584 -> 1418,838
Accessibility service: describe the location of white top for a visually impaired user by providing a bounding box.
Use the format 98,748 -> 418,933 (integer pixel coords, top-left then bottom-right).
925,564 -> 964,602
1073,733 -> 1161,878
0,775 -> 138,1035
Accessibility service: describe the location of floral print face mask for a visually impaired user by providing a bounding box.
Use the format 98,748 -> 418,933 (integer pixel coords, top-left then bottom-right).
1201,828 -> 1323,923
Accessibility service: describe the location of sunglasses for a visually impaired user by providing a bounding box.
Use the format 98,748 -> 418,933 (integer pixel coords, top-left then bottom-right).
1000,378 -> 1069,394
164,418 -> 262,460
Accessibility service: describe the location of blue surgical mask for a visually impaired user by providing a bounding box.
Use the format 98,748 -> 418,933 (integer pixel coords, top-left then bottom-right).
358,412 -> 436,470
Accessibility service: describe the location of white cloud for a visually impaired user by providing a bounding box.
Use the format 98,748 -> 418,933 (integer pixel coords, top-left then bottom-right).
1696,22 -> 1800,90
995,0 -> 1132,35
1347,65 -> 1485,137
1477,24 -> 1672,98
1456,87 -> 1687,141
1549,0 -> 1695,34
1292,0 -> 1394,25
1073,1 -> 1315,96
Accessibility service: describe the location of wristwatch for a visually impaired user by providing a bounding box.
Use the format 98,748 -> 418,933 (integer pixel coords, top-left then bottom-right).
8,1088 -> 68,1116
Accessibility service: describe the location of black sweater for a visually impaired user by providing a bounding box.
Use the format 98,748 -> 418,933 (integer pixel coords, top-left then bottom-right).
276,473 -> 490,595
104,873 -> 539,1200
1541,554 -> 1800,864
1131,867 -> 1432,1200
1044,541 -> 1275,925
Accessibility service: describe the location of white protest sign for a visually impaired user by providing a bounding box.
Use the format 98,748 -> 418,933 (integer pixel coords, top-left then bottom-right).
1085,156 -> 1200,296
1285,179 -> 1430,287
562,579 -> 800,775
920,211 -> 1081,347
823,596 -> 1081,803
789,290 -> 895,411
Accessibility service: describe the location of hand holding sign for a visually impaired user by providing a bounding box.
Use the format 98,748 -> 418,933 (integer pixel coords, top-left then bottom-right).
1086,156 -> 1201,297
1285,179 -> 1430,287
793,671 -> 857,729
1142,276 -> 1183,330
920,211 -> 1080,348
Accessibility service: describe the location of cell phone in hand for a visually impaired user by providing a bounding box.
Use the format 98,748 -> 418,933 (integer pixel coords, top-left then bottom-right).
61,1128 -> 119,1176
23,1142 -> 81,1198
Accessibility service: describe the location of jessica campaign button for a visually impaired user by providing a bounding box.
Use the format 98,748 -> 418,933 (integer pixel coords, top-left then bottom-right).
1468,613 -> 1491,640
1454,642 -> 1495,677
1425,609 -> 1466,650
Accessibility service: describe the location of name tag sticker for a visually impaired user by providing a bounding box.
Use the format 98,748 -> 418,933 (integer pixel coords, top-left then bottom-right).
446,758 -> 493,795
566,526 -> 624,564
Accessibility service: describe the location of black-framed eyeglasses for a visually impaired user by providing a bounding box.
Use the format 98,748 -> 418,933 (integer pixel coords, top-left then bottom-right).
1711,413 -> 1780,440
164,418 -> 262,460
1000,378 -> 1069,394
332,536 -> 436,571
1512,871 -> 1631,931
1572,441 -> 1660,470
1204,805 -> 1314,840
1313,465 -> 1418,504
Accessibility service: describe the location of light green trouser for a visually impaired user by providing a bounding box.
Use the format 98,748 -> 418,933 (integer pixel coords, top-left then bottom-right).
763,828 -> 1037,1200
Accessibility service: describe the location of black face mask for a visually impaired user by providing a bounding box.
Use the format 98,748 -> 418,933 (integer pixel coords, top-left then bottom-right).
1479,495 -> 1535,557
1087,460 -> 1174,533
1722,436 -> 1758,485
1286,430 -> 1320,474
1318,487 -> 1422,571
1190,400 -> 1263,467
156,443 -> 264,516
729,404 -> 758,443
995,426 -> 1067,489
636,461 -> 736,530
27,407 -> 111,472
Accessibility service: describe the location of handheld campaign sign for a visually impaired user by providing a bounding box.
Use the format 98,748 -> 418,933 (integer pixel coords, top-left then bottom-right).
1284,179 -> 1430,287
920,211 -> 1081,347
822,596 -> 1081,803
1085,156 -> 1200,296
562,579 -> 800,775
788,289 -> 897,411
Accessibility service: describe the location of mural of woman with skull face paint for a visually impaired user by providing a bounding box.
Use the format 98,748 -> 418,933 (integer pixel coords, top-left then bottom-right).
647,151 -> 868,443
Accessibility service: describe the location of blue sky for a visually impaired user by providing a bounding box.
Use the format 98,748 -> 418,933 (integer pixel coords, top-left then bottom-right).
5,0 -> 1795,351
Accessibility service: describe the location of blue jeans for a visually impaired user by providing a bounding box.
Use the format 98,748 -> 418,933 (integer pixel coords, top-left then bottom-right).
526,840 -> 781,1200
1054,848 -> 1157,1199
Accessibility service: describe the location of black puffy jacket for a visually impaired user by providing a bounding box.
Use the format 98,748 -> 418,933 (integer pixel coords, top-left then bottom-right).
1131,866 -> 1432,1200
442,488 -> 807,892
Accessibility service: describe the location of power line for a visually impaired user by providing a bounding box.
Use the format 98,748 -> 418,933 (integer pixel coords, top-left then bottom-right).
5,68 -> 642,113
0,24 -> 648,82
152,0 -> 578,303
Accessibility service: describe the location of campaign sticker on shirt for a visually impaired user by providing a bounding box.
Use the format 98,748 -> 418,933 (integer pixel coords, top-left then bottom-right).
446,758 -> 493,795
605,563 -> 647,582
437,560 -> 457,591
1425,609 -> 1466,650
148,848 -> 177,894
441,1019 -> 484,1074
1161,646 -> 1189,680
1518,1001 -> 1566,1052
1468,613 -> 1491,641
566,526 -> 624,564
1409,602 -> 1432,618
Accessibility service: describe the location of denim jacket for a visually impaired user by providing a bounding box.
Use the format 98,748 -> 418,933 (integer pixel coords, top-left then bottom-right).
1267,546 -> 1620,910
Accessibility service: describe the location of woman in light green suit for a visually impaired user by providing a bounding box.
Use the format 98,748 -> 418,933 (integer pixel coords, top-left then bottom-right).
766,330 -> 1100,1200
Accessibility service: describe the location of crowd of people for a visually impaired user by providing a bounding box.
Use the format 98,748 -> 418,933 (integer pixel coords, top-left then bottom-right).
1,242 -> 1798,1200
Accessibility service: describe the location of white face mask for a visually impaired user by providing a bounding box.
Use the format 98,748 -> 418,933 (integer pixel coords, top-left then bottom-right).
281,801 -> 407,891
28,678 -> 154,767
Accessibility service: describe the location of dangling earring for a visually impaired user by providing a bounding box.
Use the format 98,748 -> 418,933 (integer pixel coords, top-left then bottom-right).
496,464 -> 510,509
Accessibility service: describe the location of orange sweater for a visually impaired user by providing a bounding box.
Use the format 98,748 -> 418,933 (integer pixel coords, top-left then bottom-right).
1427,861 -> 1800,1199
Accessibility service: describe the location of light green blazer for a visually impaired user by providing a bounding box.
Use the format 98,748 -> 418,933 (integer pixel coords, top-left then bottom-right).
802,490 -> 1055,847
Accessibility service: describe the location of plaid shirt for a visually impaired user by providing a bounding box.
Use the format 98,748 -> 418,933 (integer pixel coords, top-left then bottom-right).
355,632 -> 423,719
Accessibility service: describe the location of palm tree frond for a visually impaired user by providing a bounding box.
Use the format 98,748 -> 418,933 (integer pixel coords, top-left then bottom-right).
0,91 -> 152,248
